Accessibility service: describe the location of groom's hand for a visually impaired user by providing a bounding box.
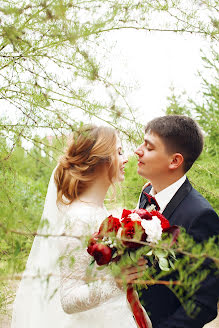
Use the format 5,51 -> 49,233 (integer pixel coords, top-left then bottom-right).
116,258 -> 147,289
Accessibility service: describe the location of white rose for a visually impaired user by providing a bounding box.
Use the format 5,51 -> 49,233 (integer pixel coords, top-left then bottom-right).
128,213 -> 141,221
141,216 -> 162,244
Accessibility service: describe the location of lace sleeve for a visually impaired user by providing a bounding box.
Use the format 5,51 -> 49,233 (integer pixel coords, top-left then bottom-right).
58,211 -> 122,314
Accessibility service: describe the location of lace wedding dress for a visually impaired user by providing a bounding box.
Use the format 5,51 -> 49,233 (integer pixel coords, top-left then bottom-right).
11,170 -> 137,328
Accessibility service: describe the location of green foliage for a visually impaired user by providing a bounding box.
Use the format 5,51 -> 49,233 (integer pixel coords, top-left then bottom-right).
0,136 -> 58,311
166,232 -> 218,317
165,87 -> 191,117
192,49 -> 219,152
108,229 -> 219,318
187,151 -> 219,215
0,0 -> 218,151
0,137 -> 58,276
165,49 -> 219,215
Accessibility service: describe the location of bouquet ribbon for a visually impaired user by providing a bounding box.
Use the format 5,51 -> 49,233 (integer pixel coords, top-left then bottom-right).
127,285 -> 150,328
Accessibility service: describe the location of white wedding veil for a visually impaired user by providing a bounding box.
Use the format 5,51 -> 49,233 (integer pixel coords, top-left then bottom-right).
11,167 -> 70,327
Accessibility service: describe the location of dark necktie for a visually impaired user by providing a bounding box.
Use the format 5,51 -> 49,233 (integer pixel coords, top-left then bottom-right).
140,191 -> 160,211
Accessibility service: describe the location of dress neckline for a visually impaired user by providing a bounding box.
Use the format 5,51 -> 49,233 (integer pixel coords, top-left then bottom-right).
70,199 -> 106,211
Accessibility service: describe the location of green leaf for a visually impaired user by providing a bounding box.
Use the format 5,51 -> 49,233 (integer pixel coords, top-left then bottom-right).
129,251 -> 136,262
89,259 -> 95,267
14,240 -> 21,257
158,257 -> 170,271
96,265 -> 107,270
169,260 -> 175,269
112,252 -> 118,259
154,249 -> 168,258
169,249 -> 176,259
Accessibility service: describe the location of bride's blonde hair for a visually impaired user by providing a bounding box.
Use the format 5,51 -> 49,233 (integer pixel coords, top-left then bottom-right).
54,125 -> 118,205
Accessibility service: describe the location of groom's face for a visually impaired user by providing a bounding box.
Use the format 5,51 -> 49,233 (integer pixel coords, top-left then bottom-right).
135,132 -> 172,180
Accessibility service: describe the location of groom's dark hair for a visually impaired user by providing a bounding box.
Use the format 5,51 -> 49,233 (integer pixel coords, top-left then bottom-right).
145,115 -> 204,172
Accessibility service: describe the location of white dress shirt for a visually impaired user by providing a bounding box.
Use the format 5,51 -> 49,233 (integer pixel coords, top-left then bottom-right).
149,175 -> 186,213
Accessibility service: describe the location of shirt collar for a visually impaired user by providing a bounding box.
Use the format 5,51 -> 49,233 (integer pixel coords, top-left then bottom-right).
150,175 -> 186,213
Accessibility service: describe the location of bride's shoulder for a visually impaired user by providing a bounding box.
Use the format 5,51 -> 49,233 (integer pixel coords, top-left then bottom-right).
65,201 -> 108,216
58,201 -> 108,234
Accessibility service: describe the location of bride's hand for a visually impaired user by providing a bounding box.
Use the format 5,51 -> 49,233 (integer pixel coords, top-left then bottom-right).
115,258 -> 147,289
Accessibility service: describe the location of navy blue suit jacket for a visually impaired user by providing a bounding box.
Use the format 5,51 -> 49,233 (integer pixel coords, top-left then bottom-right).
139,178 -> 219,328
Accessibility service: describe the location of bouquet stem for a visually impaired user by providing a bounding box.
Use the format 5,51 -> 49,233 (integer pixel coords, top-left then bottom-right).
127,285 -> 151,328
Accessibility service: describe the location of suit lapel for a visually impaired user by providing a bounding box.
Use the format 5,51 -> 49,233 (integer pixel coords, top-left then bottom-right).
162,178 -> 192,220
139,185 -> 152,209
139,179 -> 192,222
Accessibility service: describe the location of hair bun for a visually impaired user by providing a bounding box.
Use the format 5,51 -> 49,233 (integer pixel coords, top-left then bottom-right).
54,125 -> 118,205
59,155 -> 74,170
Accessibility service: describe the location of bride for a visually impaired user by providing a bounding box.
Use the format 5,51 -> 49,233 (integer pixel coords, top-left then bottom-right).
11,124 -> 149,328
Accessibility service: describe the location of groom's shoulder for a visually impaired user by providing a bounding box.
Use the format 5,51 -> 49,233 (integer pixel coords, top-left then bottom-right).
181,182 -> 219,227
178,181 -> 219,240
186,182 -> 216,213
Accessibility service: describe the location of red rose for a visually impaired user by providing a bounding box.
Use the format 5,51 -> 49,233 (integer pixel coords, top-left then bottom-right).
87,232 -> 100,255
92,243 -> 112,265
121,209 -> 133,225
150,210 -> 170,231
121,209 -> 133,219
121,209 -> 153,225
121,209 -> 146,225
165,225 -> 180,245
134,209 -> 153,220
121,221 -> 147,249
121,216 -> 132,225
99,215 -> 121,235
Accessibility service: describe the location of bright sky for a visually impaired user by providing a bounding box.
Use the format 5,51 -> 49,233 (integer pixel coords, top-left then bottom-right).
1,25 -> 212,152
105,29 -> 210,124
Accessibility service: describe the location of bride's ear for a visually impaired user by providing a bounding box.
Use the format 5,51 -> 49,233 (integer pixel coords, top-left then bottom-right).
169,153 -> 184,170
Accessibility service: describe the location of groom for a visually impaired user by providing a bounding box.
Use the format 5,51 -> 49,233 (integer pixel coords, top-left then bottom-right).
134,115 -> 219,327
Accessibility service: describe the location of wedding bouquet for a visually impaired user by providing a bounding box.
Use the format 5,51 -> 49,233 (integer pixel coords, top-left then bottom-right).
87,207 -> 180,328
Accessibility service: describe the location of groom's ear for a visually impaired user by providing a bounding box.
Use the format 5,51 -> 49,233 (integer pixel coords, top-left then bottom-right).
169,153 -> 184,170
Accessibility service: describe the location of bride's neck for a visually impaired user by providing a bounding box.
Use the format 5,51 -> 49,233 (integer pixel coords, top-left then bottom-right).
79,174 -> 111,208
